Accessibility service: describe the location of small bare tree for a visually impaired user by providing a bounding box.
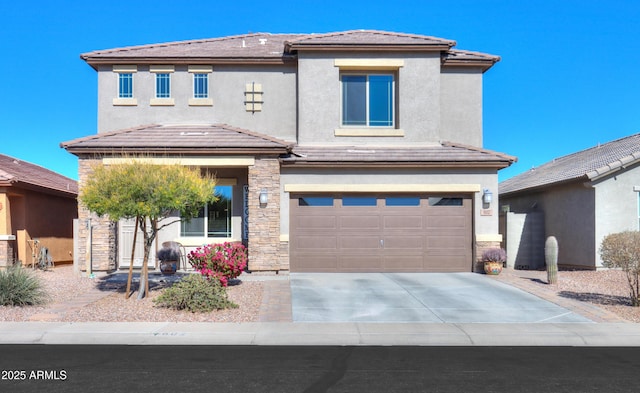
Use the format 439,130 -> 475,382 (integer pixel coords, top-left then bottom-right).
600,231 -> 640,307
80,159 -> 216,299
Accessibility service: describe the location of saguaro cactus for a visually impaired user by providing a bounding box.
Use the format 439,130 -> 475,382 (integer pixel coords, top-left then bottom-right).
545,236 -> 558,284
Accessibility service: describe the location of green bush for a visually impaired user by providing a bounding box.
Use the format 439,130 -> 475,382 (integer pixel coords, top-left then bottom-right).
0,265 -> 48,306
153,274 -> 237,313
600,231 -> 640,306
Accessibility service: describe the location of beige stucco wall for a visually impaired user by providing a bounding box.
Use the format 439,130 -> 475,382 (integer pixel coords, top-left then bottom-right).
501,183 -> 596,269
593,164 -> 640,267
440,68 -> 483,147
97,64 -> 298,142
296,52 -> 485,147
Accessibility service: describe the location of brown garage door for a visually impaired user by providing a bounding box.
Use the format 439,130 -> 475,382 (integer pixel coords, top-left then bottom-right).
290,194 -> 472,272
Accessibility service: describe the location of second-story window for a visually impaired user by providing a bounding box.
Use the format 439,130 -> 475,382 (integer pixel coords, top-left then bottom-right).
194,73 -> 209,98
341,74 -> 394,127
155,73 -> 171,98
118,73 -> 133,98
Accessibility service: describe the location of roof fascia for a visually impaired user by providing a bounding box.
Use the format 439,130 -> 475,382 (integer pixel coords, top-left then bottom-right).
280,160 -> 513,169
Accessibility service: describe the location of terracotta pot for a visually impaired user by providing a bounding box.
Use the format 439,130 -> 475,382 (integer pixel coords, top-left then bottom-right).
160,260 -> 178,275
484,261 -> 503,275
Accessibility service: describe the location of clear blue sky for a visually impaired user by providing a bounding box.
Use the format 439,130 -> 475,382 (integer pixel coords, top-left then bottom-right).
1,0 -> 639,181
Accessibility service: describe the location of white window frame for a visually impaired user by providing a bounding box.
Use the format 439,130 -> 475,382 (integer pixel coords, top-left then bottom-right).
180,185 -> 233,239
340,73 -> 395,128
118,73 -> 133,98
155,73 -> 171,98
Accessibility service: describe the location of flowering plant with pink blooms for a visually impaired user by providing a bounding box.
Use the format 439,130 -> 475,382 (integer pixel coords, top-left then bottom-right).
187,242 -> 247,286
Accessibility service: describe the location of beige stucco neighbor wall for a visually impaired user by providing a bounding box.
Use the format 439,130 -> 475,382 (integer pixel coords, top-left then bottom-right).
247,157 -> 286,271
77,159 -> 118,272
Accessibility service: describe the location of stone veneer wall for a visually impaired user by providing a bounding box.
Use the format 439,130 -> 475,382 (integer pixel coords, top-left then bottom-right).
0,240 -> 13,268
474,240 -> 502,273
77,158 -> 117,272
247,157 -> 287,271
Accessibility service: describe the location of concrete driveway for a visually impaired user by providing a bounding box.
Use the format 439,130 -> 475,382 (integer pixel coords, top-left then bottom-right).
290,273 -> 592,323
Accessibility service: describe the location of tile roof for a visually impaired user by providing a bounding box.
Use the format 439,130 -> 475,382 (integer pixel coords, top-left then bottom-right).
80,30 -> 496,70
281,142 -> 516,167
81,33 -> 305,65
0,154 -> 78,196
500,133 -> 640,195
284,30 -> 455,49
61,124 -> 292,155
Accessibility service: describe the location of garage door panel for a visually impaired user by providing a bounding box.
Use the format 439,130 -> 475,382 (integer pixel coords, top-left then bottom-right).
340,256 -> 383,271
292,255 -> 339,272
383,236 -> 423,249
383,256 -> 423,270
426,216 -> 467,229
296,236 -> 337,250
339,215 -> 380,230
295,216 -> 337,230
339,236 -> 381,250
383,216 -> 423,230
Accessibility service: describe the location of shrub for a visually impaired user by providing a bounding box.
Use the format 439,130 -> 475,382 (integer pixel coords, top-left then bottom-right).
600,231 -> 640,306
153,274 -> 237,313
188,242 -> 247,286
481,248 -> 506,263
0,265 -> 48,306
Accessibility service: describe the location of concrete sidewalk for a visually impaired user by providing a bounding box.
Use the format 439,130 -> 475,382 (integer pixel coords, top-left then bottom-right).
2,321 -> 640,346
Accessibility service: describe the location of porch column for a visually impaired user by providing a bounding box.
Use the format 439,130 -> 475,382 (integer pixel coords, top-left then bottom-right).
77,159 -> 117,272
0,192 -> 14,267
247,157 -> 283,271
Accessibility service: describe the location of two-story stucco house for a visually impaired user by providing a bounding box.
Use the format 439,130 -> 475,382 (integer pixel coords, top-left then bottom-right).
61,30 -> 515,274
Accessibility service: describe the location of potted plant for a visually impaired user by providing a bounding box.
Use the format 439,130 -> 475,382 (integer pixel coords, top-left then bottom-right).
157,241 -> 182,275
482,248 -> 506,275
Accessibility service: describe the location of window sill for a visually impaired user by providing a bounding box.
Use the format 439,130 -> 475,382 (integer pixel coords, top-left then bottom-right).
189,98 -> 213,106
150,98 -> 175,106
112,98 -> 138,106
334,128 -> 405,137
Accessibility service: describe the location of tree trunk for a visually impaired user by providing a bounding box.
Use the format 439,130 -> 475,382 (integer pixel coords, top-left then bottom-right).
125,217 -> 139,299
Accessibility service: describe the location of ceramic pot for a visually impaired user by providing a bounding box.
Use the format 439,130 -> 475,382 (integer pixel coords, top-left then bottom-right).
160,260 -> 178,275
484,261 -> 503,275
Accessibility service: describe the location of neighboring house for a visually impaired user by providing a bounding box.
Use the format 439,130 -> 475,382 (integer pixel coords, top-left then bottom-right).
0,154 -> 78,268
499,133 -> 640,270
61,30 -> 515,274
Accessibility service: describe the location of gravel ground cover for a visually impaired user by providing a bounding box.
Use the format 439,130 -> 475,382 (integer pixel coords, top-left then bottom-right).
0,265 -> 262,322
2,265 -> 640,323
495,268 -> 640,322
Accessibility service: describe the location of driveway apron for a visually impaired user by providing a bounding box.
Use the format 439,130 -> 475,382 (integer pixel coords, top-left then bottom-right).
290,273 -> 592,323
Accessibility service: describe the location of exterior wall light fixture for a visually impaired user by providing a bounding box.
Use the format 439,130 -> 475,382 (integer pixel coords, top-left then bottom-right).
259,188 -> 268,206
482,188 -> 493,206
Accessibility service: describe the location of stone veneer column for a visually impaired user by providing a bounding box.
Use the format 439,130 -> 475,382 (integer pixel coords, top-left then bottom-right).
247,157 -> 285,271
77,158 -> 117,272
0,241 -> 12,268
475,240 -> 502,273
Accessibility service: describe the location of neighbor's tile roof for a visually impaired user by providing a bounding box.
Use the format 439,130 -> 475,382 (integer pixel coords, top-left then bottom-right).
500,133 -> 640,195
0,154 -> 77,195
61,124 -> 292,154
281,142 -> 516,167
